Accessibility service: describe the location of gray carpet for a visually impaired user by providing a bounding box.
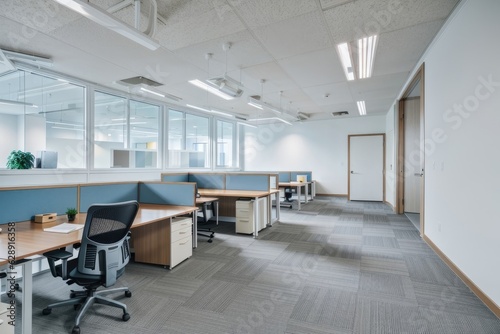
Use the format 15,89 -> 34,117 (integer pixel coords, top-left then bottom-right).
11,197 -> 500,333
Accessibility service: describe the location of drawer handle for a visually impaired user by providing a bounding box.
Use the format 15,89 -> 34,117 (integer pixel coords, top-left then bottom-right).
179,241 -> 189,245
179,231 -> 188,235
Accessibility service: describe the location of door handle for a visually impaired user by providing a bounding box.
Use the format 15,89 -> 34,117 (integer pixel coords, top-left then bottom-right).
414,173 -> 424,177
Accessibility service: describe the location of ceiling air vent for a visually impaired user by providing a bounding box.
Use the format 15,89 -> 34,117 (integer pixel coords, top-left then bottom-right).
331,111 -> 349,117
118,76 -> 162,87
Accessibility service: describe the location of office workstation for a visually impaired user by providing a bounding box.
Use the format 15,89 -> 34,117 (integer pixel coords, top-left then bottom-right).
1,0 -> 500,333
161,172 -> 280,237
0,181 -> 199,334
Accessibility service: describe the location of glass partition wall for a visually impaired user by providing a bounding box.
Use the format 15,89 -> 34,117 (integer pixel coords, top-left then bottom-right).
0,70 -> 86,168
0,68 -> 239,171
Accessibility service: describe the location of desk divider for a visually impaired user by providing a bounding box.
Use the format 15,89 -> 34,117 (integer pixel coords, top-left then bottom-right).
139,182 -> 195,206
161,173 -> 189,182
226,174 -> 270,191
79,182 -> 139,212
188,173 -> 225,189
0,185 -> 78,224
279,172 -> 291,183
290,171 -> 313,182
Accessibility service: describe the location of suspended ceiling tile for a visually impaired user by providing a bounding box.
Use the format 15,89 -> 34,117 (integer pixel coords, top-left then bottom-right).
302,82 -> 353,106
253,10 -> 332,60
348,72 -> 409,101
278,47 -> 345,88
324,0 -> 459,43
155,8 -> 246,51
173,30 -> 274,75
232,0 -> 318,29
319,0 -> 355,10
240,62 -> 298,96
374,19 -> 444,76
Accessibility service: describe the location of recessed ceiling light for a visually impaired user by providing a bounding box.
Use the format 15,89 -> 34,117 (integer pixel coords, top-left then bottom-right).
357,101 -> 367,115
337,42 -> 355,81
358,35 -> 378,79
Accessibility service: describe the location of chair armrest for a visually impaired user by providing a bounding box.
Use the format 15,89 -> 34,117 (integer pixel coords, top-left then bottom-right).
43,249 -> 73,279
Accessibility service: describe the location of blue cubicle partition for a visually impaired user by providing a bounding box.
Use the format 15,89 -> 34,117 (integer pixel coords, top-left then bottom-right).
139,182 -> 195,206
290,171 -> 312,182
0,186 -> 78,224
279,172 -> 291,182
161,173 -> 189,182
226,174 -> 269,191
79,182 -> 139,212
188,173 -> 225,189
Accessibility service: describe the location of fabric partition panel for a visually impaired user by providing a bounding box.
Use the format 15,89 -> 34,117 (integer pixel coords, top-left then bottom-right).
189,173 -> 225,189
0,186 -> 78,224
290,171 -> 312,182
226,174 -> 269,191
79,183 -> 139,212
139,182 -> 195,206
279,172 -> 291,182
161,173 -> 189,182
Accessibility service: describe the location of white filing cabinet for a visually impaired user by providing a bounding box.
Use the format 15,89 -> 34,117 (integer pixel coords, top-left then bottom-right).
168,217 -> 193,268
236,198 -> 268,234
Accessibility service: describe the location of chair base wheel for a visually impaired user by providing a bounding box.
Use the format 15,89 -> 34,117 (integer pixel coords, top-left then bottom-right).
72,326 -> 80,334
123,313 -> 130,321
42,308 -> 51,315
207,239 -> 213,243
125,290 -> 132,298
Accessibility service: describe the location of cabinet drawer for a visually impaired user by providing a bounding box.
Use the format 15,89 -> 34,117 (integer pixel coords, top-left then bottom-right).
236,200 -> 253,209
170,235 -> 192,268
171,217 -> 192,232
236,219 -> 254,234
171,225 -> 191,243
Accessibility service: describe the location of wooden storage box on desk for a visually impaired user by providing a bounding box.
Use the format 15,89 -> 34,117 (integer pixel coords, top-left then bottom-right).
133,217 -> 192,269
33,213 -> 57,224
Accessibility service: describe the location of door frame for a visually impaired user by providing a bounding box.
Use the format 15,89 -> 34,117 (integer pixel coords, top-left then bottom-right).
348,133 -> 386,201
397,63 -> 425,235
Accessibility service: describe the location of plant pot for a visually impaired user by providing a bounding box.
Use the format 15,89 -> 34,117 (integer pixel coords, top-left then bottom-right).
68,215 -> 76,221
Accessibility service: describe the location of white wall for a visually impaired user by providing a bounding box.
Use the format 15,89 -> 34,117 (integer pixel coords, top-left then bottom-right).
420,0 -> 500,306
244,115 -> 386,195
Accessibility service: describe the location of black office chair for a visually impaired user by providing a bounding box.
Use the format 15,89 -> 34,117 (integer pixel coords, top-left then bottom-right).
42,200 -> 139,334
197,200 -> 215,243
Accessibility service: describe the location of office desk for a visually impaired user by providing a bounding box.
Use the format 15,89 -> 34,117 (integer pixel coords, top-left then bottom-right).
278,182 -> 310,210
198,189 -> 280,237
0,203 -> 197,334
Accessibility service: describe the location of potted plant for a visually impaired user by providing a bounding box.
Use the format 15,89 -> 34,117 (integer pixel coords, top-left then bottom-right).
6,150 -> 35,169
66,208 -> 78,221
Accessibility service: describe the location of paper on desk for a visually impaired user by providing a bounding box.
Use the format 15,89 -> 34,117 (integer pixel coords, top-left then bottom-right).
43,223 -> 84,233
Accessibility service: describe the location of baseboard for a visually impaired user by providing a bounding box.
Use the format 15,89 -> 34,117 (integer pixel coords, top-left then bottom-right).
423,234 -> 500,319
316,193 -> 347,197
384,201 -> 395,211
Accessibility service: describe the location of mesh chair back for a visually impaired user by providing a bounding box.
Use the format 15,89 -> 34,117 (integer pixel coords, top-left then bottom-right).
77,200 -> 138,286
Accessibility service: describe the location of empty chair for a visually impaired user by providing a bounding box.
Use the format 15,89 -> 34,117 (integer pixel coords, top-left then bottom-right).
42,200 -> 139,334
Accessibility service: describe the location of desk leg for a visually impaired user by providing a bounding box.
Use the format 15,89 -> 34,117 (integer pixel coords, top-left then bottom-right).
267,195 -> 272,227
215,201 -> 219,226
192,211 -> 197,249
253,198 -> 259,238
297,186 -> 302,211
304,184 -> 309,204
275,192 -> 280,222
21,259 -> 33,334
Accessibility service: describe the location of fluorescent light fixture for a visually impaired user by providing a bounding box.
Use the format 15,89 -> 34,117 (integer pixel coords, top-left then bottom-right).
248,101 -> 263,110
186,104 -> 234,118
0,98 -> 38,108
53,0 -> 160,50
358,35 -> 378,79
188,79 -> 234,100
210,108 -> 234,118
249,117 -> 292,125
186,104 -> 210,112
357,100 -> 367,115
238,122 -> 257,128
2,49 -> 53,68
140,87 -> 164,97
337,42 -> 355,81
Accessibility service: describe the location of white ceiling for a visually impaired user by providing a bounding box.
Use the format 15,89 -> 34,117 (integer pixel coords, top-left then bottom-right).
0,0 -> 460,123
